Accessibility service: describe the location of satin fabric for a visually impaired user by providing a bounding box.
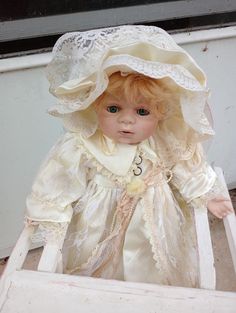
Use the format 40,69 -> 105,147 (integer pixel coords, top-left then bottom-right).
26,131 -> 216,287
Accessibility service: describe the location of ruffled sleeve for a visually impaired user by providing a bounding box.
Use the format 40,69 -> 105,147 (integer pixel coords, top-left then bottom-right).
171,144 -> 217,203
26,132 -> 87,223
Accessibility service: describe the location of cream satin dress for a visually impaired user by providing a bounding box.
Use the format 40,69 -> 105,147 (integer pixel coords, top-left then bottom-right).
26,130 -> 217,288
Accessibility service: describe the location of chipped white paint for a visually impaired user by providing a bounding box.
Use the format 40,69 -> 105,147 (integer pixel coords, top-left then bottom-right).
1,270 -> 236,313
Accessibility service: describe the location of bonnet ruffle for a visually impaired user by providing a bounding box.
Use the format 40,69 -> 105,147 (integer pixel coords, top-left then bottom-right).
46,25 -> 214,158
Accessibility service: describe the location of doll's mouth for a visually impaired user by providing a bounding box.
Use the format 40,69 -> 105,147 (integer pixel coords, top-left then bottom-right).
119,130 -> 134,135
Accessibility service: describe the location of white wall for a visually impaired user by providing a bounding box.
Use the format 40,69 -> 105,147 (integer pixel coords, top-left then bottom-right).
0,26 -> 236,258
178,29 -> 236,189
0,65 -> 63,257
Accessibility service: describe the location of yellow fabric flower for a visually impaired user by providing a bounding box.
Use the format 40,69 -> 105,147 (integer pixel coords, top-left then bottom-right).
126,177 -> 146,196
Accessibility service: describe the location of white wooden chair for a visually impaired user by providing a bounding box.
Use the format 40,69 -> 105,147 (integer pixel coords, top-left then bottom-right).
0,167 -> 236,313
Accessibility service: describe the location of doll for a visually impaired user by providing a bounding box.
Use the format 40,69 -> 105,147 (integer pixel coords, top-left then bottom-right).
25,25 -> 233,287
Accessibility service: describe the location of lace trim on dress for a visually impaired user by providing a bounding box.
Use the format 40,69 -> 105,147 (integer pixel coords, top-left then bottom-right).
157,141 -> 196,168
142,195 -> 167,271
65,166 -> 172,276
25,219 -> 68,244
192,177 -> 226,207
76,139 -> 150,187
78,138 -> 177,188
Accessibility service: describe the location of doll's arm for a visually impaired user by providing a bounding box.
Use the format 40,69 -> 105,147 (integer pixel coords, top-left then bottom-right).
198,177 -> 234,218
25,132 -> 87,242
171,144 -> 233,218
207,196 -> 234,219
194,177 -> 234,218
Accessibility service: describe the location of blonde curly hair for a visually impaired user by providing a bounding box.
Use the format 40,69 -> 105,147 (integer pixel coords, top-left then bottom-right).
94,71 -> 176,119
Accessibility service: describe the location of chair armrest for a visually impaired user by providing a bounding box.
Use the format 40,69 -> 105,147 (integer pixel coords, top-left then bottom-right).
37,223 -> 69,273
194,206 -> 216,289
214,167 -> 236,274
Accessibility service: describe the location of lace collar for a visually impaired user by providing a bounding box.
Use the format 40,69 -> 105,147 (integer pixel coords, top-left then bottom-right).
79,131 -> 158,176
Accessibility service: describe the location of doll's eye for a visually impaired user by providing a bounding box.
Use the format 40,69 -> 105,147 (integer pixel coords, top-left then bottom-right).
107,105 -> 119,113
137,108 -> 150,116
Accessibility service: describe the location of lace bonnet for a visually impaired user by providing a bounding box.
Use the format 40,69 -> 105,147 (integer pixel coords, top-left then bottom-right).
46,25 -> 214,151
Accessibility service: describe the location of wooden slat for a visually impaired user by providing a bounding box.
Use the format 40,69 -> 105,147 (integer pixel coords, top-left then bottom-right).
0,225 -> 35,310
37,224 -> 68,273
215,167 -> 236,273
194,207 -> 216,289
37,244 -> 62,273
1,270 -> 236,313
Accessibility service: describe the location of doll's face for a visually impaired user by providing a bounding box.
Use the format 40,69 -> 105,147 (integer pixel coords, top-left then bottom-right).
96,95 -> 158,144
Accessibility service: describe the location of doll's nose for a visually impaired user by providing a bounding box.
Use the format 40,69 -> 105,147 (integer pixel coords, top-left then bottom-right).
118,112 -> 135,124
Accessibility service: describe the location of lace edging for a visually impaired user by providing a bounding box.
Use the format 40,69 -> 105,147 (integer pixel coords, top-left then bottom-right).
25,220 -> 68,244
191,176 -> 226,207
76,139 -> 142,187
142,194 -> 179,272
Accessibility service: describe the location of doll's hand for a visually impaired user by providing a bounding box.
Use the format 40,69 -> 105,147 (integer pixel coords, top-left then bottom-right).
207,196 -> 234,219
